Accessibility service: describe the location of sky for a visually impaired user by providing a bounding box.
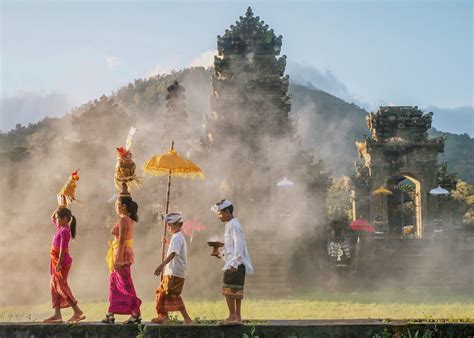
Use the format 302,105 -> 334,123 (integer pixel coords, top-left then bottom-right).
1,0 -> 473,133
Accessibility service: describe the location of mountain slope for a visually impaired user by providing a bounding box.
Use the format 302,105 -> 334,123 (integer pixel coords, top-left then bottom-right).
0,67 -> 472,182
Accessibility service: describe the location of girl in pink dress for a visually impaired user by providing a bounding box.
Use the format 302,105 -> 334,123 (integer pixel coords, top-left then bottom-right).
44,207 -> 85,323
102,194 -> 142,324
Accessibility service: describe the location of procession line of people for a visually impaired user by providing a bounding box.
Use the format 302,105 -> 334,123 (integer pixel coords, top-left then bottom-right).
43,198 -> 253,325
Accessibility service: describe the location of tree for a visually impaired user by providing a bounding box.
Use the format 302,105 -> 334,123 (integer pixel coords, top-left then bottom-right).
451,180 -> 474,226
71,95 -> 134,145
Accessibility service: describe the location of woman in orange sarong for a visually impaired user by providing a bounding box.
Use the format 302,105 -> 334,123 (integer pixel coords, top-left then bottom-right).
43,207 -> 85,323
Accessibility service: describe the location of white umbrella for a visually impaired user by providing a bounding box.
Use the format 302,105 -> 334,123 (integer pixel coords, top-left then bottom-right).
429,186 -> 450,195
276,177 -> 295,187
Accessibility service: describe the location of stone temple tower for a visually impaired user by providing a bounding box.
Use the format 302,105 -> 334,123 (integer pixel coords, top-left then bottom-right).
202,6 -> 292,153
162,81 -> 190,149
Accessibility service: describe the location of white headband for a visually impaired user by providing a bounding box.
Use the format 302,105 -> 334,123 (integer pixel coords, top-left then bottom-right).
211,199 -> 232,213
164,212 -> 183,224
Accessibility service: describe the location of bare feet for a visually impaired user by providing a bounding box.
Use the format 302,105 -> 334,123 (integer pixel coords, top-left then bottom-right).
150,315 -> 169,324
219,316 -> 240,325
184,319 -> 193,325
43,315 -> 63,323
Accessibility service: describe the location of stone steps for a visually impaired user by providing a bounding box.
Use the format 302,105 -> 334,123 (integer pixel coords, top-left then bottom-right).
246,237 -> 292,296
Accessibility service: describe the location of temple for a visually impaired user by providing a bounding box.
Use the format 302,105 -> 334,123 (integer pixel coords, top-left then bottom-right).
162,81 -> 190,148
353,106 -> 445,238
201,7 -> 330,296
203,7 -> 292,152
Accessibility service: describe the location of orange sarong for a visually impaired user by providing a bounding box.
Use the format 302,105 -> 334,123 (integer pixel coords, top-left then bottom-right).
50,247 -> 77,308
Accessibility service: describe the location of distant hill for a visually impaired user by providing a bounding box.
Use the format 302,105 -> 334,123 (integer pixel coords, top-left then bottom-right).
429,128 -> 474,183
1,67 -> 472,183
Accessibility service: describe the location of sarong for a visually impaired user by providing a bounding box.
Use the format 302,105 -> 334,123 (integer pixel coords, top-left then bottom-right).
108,265 -> 142,315
50,247 -> 77,308
106,239 -> 133,273
222,264 -> 246,299
156,275 -> 185,314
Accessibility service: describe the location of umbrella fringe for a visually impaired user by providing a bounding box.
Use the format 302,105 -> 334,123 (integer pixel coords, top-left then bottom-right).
143,169 -> 204,179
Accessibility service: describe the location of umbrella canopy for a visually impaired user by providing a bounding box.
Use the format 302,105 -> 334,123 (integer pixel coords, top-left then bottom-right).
373,186 -> 393,195
349,219 -> 375,233
143,149 -> 204,179
182,219 -> 207,237
429,186 -> 450,196
276,177 -> 295,187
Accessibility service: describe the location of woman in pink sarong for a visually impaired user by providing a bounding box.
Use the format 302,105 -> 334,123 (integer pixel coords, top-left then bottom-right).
44,207 -> 85,323
102,194 -> 142,324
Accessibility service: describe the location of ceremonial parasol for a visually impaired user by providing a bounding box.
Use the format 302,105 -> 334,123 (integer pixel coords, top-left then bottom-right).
276,177 -> 295,187
143,141 -> 204,264
429,186 -> 450,226
350,219 -> 375,272
429,186 -> 450,196
349,219 -> 375,233
182,219 -> 207,241
373,186 -> 393,196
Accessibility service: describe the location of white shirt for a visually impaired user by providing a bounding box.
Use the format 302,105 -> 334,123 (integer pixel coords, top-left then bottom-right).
163,231 -> 187,278
222,218 -> 254,274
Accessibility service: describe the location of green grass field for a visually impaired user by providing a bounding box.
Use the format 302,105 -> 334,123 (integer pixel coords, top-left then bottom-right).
1,291 -> 474,322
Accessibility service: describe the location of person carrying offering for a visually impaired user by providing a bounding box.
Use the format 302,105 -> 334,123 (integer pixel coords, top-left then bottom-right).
152,212 -> 193,325
102,194 -> 142,324
211,199 -> 254,325
44,206 -> 85,323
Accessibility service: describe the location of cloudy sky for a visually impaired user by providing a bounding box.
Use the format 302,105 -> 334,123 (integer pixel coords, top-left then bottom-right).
1,0 -> 472,134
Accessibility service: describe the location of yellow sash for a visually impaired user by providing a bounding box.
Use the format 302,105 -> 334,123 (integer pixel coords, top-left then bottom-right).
106,239 -> 133,272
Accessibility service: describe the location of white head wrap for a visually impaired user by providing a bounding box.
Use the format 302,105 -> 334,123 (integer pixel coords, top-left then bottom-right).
164,212 -> 183,224
211,199 -> 233,213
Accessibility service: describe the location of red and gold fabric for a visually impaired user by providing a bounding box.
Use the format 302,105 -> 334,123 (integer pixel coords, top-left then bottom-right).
49,246 -> 77,308
222,264 -> 246,300
155,275 -> 185,314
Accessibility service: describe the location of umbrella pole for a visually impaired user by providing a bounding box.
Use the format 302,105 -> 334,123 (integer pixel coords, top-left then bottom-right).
159,170 -> 172,281
162,169 -> 172,261
354,234 -> 359,274
161,141 -> 174,279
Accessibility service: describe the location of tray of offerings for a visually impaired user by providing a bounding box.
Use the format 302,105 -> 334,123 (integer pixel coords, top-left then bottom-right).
207,241 -> 224,257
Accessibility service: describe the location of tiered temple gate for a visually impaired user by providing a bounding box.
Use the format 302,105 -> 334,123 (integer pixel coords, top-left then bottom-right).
353,106 -> 444,238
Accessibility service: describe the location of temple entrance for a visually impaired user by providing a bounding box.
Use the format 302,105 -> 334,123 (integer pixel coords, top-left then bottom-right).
386,175 -> 422,238
353,106 -> 444,240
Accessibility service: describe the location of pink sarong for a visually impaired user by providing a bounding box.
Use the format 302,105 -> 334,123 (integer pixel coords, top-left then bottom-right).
50,247 -> 78,308
108,265 -> 141,315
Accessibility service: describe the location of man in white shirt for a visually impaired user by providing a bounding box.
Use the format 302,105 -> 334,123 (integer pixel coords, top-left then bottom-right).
211,199 -> 253,325
152,213 -> 192,325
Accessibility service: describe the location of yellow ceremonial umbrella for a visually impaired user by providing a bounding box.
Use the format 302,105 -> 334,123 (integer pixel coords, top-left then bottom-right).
143,141 -> 204,265
373,186 -> 393,196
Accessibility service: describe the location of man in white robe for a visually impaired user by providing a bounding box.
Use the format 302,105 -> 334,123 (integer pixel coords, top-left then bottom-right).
211,199 -> 253,325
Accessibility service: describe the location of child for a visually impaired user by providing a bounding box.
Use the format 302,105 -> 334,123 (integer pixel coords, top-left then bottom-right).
211,199 -> 253,325
44,206 -> 85,323
152,212 -> 192,325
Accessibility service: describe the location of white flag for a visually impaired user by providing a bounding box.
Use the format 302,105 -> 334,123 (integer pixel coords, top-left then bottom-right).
125,127 -> 137,151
